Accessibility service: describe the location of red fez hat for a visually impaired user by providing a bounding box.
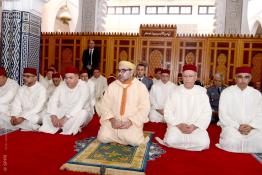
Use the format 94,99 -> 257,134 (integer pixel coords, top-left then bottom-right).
24,67 -> 37,75
235,66 -> 252,74
52,73 -> 60,78
64,66 -> 79,74
47,68 -> 54,72
154,68 -> 162,73
107,74 -> 116,85
161,69 -> 170,75
182,64 -> 197,72
79,69 -> 88,75
0,67 -> 6,76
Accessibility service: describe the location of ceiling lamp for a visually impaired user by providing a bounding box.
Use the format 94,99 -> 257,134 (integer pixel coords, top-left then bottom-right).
59,1 -> 71,24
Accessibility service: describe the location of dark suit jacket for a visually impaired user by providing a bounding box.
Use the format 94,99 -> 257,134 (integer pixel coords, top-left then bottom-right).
139,77 -> 153,91
82,48 -> 100,74
207,85 -> 226,111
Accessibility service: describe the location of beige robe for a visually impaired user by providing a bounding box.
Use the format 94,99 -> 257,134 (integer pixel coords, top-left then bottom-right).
1,82 -> 47,130
217,85 -> 262,153
160,85 -> 212,151
97,78 -> 150,146
39,80 -> 91,135
0,78 -> 19,128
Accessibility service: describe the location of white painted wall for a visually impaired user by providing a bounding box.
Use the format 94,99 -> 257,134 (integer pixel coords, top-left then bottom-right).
41,0 -> 79,32
103,0 -> 216,34
2,0 -> 45,16
247,0 -> 262,34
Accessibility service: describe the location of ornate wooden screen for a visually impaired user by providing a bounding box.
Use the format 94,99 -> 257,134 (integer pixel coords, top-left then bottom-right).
139,25 -> 176,77
41,26 -> 262,85
175,36 -> 207,83
239,39 -> 262,83
207,37 -> 238,84
110,36 -> 138,75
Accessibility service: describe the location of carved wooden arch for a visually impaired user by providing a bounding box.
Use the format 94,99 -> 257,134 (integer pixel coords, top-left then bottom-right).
216,53 -> 227,80
251,53 -> 262,82
61,47 -> 73,75
119,50 -> 128,61
185,52 -> 195,64
148,49 -> 162,76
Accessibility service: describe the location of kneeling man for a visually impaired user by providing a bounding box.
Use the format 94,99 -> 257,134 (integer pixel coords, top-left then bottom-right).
156,64 -> 212,151
39,66 -> 91,135
97,61 -> 150,146
0,67 -> 19,128
4,68 -> 46,130
149,69 -> 176,122
217,66 -> 262,153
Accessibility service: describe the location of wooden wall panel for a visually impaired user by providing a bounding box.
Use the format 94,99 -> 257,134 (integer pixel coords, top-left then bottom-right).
40,28 -> 262,85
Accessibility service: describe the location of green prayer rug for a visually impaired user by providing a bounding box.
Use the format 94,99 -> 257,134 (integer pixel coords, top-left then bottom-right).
61,132 -> 155,175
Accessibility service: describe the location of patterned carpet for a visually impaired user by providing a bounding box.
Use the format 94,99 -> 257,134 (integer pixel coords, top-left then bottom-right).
253,153 -> 262,163
61,132 -> 165,175
0,128 -> 19,136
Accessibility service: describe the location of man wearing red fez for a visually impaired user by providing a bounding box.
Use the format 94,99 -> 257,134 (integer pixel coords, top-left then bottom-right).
152,67 -> 162,84
0,67 -> 19,129
97,61 -> 150,146
156,64 -> 212,151
46,73 -> 62,98
79,69 -> 96,118
79,69 -> 89,81
3,67 -> 47,130
149,69 -> 177,122
39,68 -> 54,89
39,66 -> 92,135
217,66 -> 262,153
107,74 -> 116,86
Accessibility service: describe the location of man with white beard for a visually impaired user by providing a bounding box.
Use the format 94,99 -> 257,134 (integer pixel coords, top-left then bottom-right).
156,64 -> 212,151
0,67 -> 19,128
149,69 -> 176,122
39,66 -> 91,135
216,66 -> 262,153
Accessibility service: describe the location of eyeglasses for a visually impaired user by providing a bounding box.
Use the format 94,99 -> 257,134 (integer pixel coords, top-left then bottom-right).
117,69 -> 132,73
236,75 -> 251,80
23,74 -> 35,78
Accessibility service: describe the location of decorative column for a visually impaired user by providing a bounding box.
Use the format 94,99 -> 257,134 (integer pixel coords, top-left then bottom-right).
1,0 -> 44,84
79,0 -> 107,32
224,0 -> 244,34
80,0 -> 97,32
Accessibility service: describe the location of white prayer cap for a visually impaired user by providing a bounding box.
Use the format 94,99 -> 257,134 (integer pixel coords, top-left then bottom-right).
119,61 -> 136,70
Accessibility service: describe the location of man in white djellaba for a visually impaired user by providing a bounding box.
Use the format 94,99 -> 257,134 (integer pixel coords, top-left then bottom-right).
2,67 -> 46,130
216,66 -> 262,153
39,66 -> 92,135
0,67 -> 19,129
156,64 -> 212,151
149,69 -> 176,122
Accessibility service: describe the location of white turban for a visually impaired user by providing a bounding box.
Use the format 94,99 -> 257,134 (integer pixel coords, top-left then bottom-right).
118,60 -> 136,70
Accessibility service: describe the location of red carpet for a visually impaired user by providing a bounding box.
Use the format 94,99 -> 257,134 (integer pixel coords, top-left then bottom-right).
1,116 -> 261,175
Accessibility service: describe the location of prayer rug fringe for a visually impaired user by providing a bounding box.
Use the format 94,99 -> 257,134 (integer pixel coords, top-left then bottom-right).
60,163 -> 145,175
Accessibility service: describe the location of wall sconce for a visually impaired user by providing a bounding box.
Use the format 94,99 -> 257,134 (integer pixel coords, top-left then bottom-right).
59,0 -> 71,24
